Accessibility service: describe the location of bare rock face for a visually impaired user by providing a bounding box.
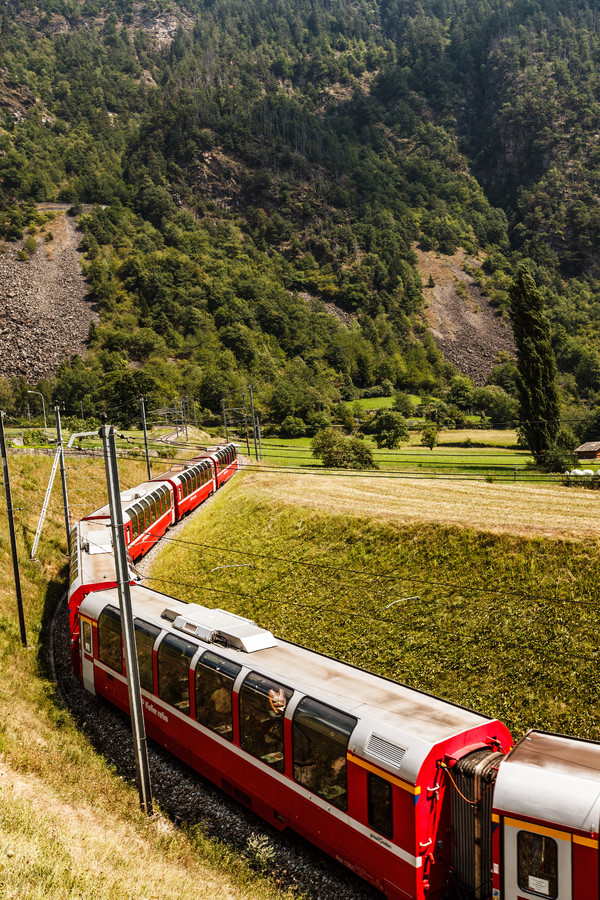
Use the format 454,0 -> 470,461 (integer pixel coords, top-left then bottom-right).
0,208 -> 97,382
417,247 -> 516,385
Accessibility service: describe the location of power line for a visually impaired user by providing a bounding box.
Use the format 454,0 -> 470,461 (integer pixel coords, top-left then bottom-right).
151,535 -> 600,608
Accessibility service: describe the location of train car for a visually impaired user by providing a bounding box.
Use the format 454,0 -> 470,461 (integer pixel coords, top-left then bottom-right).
82,480 -> 175,561
491,730 -> 600,900
76,585 -> 512,900
150,456 -> 215,521
67,519 -> 141,673
197,443 -> 238,489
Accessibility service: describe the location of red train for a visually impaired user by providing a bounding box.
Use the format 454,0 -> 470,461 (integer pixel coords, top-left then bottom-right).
67,442 -> 600,900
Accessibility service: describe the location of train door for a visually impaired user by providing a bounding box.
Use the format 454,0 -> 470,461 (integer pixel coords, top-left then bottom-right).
502,818 -> 571,900
80,616 -> 96,695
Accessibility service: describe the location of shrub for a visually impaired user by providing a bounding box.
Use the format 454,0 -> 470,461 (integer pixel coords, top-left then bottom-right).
280,415 -> 306,438
311,428 -> 377,469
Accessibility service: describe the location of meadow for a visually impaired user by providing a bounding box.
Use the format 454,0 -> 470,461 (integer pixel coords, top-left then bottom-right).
148,469 -> 600,742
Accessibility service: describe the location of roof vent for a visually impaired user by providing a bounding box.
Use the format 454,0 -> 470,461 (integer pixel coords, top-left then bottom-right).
122,487 -> 148,502
366,734 -> 407,768
164,604 -> 277,653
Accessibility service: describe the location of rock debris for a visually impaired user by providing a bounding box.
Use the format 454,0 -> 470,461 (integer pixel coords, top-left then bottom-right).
0,209 -> 96,382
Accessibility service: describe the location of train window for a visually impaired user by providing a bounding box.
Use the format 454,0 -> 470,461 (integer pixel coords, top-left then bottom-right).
292,698 -> 356,811
69,535 -> 79,587
97,606 -> 122,673
239,672 -> 293,772
131,503 -> 143,538
138,500 -> 147,531
82,620 -> 92,655
157,633 -> 197,714
134,619 -> 161,693
518,831 -> 558,899
195,651 -> 241,741
367,771 -> 393,838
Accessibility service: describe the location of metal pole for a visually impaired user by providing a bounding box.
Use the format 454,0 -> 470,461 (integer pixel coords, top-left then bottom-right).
0,412 -> 27,646
222,400 -> 229,443
192,398 -> 197,429
248,385 -> 259,461
242,399 -> 251,456
27,402 -> 30,424
140,397 -> 151,481
183,399 -> 188,442
31,444 -> 62,559
27,390 -> 47,435
162,397 -> 168,426
55,406 -> 71,554
99,425 -> 153,814
257,416 -> 263,461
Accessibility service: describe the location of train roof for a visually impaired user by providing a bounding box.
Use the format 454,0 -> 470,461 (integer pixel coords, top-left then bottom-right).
73,520 -> 140,591
83,480 -> 172,519
82,584 -> 501,785
494,730 -> 600,833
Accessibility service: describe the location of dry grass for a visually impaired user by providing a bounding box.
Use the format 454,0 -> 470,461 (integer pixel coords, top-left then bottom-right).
243,468 -> 600,540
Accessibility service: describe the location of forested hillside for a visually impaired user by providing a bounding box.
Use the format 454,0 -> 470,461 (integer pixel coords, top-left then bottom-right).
1,0 -> 600,436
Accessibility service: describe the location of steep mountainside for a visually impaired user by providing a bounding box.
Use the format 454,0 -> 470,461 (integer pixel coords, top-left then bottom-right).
1,0 -> 600,428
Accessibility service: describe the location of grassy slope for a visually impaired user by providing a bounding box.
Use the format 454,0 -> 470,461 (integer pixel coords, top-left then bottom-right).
148,472 -> 600,742
0,453 -> 297,900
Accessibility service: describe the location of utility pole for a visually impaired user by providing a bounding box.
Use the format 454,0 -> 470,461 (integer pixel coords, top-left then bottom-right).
139,397 -> 151,481
256,416 -> 263,461
182,399 -> 188,442
248,385 -> 259,461
55,406 -> 71,554
99,425 -> 153,815
27,390 -> 47,435
222,399 -> 229,443
0,412 -> 27,647
192,398 -> 198,429
242,398 -> 251,456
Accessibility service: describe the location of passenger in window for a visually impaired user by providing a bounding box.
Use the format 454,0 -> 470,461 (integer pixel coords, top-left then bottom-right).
211,675 -> 232,718
268,688 -> 287,716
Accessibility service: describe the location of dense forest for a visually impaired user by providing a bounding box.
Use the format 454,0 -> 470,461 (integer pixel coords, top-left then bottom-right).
2,0 -> 600,444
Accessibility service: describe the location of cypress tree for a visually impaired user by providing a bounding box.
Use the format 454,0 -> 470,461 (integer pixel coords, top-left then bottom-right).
509,263 -> 560,460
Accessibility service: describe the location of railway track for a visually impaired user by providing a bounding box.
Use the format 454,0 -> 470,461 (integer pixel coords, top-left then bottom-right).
48,592 -> 381,900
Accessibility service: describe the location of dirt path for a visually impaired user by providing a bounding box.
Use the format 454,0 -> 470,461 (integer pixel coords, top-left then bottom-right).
0,208 -> 95,381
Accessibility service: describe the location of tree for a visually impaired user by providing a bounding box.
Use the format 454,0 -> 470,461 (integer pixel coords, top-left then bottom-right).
420,424 -> 439,450
311,428 -> 377,469
509,264 -> 560,460
371,409 -> 409,449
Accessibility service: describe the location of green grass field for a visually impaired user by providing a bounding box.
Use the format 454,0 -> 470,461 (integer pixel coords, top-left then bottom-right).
148,474 -> 600,742
256,431 -> 539,480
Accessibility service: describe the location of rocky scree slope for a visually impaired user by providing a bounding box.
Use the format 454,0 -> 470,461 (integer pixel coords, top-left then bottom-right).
0,209 -> 95,383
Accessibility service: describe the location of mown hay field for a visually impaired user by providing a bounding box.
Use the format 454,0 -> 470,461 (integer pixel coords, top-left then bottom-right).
147,469 -> 600,742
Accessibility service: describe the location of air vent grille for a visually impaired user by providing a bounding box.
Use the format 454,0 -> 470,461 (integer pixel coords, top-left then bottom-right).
366,734 -> 407,768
